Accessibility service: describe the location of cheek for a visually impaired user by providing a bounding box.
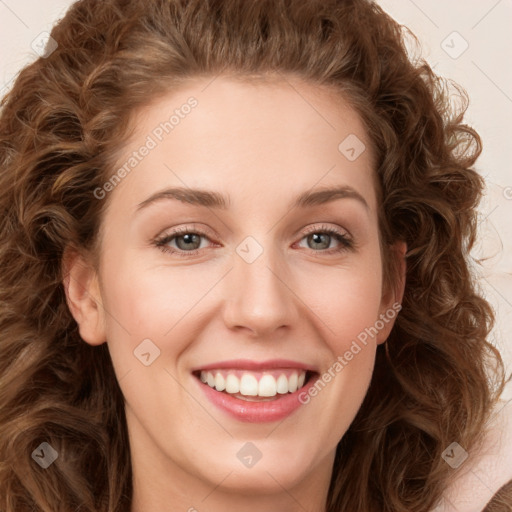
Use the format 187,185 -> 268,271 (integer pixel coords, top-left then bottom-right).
98,257 -> 228,396
296,272 -> 381,440
293,259 -> 383,349
292,257 -> 382,410
101,256 -> 215,342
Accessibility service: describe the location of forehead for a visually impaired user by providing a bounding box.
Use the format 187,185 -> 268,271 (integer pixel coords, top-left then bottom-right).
105,75 -> 377,214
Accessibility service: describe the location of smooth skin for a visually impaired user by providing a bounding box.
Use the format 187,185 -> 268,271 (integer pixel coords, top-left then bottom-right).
64,75 -> 406,512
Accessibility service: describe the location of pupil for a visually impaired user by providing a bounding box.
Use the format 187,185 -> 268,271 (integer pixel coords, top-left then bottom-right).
310,233 -> 329,250
177,234 -> 200,250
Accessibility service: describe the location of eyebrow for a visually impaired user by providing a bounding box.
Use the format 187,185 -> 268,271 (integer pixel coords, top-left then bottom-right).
136,185 -> 369,212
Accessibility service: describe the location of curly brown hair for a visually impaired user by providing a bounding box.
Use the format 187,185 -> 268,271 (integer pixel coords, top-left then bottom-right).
0,0 -> 507,511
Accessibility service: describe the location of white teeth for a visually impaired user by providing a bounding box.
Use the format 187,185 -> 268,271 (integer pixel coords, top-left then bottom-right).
258,374 -> 277,397
225,374 -> 240,393
240,374 -> 259,396
199,370 -> 308,397
214,372 -> 225,392
288,373 -> 298,393
276,374 -> 289,394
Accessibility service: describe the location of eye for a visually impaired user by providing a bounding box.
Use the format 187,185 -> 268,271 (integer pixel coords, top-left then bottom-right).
153,223 -> 353,258
154,226 -> 214,257
296,224 -> 353,254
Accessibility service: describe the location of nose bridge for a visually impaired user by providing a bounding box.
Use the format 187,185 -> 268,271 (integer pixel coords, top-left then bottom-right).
222,235 -> 298,335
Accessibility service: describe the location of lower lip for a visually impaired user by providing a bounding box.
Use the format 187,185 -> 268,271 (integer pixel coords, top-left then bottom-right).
194,375 -> 317,423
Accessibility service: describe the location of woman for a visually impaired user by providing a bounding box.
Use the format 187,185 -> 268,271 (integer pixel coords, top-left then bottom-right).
0,0 -> 509,510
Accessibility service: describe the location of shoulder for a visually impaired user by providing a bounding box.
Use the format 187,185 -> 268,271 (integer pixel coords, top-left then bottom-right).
434,395 -> 512,511
482,479 -> 512,511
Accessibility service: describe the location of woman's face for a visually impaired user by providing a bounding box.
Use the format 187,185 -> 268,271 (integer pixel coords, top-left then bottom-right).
66,76 -> 404,507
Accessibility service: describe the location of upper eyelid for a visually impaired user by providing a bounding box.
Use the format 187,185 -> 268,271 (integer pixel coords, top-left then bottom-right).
155,223 -> 351,248
301,224 -> 349,236
158,224 -> 217,239
157,223 -> 349,239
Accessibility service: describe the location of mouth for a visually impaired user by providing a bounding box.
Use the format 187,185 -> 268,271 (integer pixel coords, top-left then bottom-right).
193,368 -> 316,402
191,361 -> 320,423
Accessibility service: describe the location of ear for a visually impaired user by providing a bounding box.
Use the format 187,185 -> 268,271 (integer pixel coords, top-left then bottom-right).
376,240 -> 407,345
62,247 -> 106,346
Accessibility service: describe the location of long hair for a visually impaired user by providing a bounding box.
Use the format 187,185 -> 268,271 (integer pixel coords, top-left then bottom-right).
0,0 -> 506,510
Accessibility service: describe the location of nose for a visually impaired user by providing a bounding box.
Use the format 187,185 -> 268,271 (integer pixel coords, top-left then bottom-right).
222,242 -> 300,338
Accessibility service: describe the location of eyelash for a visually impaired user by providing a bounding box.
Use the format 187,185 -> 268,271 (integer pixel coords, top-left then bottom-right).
153,224 -> 354,258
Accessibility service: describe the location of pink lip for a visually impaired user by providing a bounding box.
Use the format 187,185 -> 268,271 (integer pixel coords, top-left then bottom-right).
191,358 -> 317,373
192,360 -> 319,423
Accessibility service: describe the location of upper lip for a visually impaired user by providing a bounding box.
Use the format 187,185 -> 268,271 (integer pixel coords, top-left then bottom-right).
191,359 -> 318,373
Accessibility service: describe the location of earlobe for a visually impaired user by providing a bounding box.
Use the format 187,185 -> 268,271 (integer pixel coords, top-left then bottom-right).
376,240 -> 407,345
62,247 -> 106,346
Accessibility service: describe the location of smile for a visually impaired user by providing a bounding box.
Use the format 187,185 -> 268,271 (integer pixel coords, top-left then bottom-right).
192,360 -> 319,422
198,369 -> 308,399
